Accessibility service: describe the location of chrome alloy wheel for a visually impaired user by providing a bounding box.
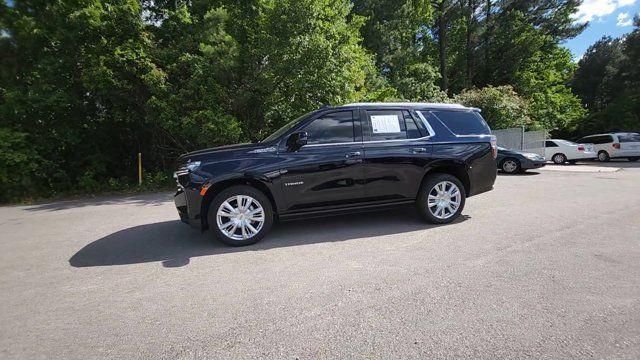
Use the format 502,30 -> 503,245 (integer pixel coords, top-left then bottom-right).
503,160 -> 518,173
216,195 -> 265,241
427,181 -> 462,220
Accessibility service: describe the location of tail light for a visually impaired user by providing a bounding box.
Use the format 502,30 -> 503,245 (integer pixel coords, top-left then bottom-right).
613,143 -> 620,149
577,145 -> 585,151
490,136 -> 497,159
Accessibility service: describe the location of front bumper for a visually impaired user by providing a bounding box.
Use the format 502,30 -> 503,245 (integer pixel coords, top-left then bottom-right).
173,171 -> 205,230
174,188 -> 190,224
521,159 -> 546,169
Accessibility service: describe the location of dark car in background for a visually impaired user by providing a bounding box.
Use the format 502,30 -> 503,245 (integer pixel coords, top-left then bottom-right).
496,147 -> 546,174
174,102 -> 498,246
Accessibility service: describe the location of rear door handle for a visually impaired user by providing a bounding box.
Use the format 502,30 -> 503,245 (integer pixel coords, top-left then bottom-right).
345,151 -> 362,158
411,147 -> 427,154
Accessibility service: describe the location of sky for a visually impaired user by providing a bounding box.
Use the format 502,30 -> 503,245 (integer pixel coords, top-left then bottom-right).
564,0 -> 640,60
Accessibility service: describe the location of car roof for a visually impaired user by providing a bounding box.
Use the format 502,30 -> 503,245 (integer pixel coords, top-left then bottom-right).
581,133 -> 638,137
337,102 -> 479,111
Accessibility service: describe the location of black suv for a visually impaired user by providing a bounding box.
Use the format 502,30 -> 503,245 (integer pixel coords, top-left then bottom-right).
174,103 -> 497,245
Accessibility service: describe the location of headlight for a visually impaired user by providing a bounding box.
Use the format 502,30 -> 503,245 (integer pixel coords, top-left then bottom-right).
186,161 -> 201,172
523,153 -> 540,160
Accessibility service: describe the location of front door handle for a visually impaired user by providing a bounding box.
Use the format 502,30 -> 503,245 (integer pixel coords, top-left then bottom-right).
345,151 -> 362,158
411,147 -> 428,154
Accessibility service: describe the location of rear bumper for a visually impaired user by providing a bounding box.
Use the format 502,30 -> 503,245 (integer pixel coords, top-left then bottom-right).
612,150 -> 640,158
468,147 -> 497,197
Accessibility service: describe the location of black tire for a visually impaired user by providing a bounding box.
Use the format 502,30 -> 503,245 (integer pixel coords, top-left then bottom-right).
417,173 -> 466,224
598,151 -> 610,162
207,185 -> 274,246
500,158 -> 521,174
552,153 -> 566,164
628,157 -> 639,162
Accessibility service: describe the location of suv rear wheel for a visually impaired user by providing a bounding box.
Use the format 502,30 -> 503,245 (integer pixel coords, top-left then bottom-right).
417,173 -> 466,224
208,185 -> 274,246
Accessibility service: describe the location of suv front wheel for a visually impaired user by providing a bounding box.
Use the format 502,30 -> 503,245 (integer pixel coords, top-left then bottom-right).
417,173 -> 466,224
208,185 -> 274,246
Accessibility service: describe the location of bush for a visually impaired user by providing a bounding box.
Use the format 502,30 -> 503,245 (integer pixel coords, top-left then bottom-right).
454,86 -> 531,130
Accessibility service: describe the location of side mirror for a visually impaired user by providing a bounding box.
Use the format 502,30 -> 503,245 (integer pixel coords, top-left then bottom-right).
286,131 -> 308,151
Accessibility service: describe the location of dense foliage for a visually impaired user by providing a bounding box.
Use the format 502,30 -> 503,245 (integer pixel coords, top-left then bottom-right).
0,0 -> 633,201
571,17 -> 640,136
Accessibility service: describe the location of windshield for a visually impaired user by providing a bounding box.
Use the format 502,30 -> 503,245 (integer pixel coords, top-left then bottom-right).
261,111 -> 316,143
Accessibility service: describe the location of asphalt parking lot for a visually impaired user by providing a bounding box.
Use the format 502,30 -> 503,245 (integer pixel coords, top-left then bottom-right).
1,162 -> 640,359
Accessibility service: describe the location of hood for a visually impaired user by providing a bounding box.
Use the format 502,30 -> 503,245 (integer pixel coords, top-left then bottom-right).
177,142 -> 276,165
498,148 -> 526,156
498,148 -> 543,158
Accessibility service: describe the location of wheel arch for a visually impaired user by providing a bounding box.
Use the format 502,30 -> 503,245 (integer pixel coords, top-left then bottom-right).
200,177 -> 278,231
420,163 -> 470,197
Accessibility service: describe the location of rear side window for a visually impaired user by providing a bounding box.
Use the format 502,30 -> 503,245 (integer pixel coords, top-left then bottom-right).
618,133 -> 640,142
583,135 -> 613,144
430,110 -> 490,135
303,111 -> 354,144
546,141 -> 558,147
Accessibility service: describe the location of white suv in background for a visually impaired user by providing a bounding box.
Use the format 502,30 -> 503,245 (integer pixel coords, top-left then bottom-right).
577,133 -> 640,162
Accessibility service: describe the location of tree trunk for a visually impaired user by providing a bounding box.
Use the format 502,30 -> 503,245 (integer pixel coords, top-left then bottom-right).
437,1 -> 448,93
484,0 -> 491,77
465,0 -> 474,88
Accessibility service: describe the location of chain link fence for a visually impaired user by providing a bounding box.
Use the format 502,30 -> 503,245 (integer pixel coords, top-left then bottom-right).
492,127 -> 547,156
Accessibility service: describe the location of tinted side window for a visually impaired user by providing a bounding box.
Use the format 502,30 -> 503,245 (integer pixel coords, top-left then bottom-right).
619,133 -> 640,142
431,110 -> 490,135
304,111 -> 354,144
545,141 -> 558,147
404,111 -> 423,139
589,135 -> 613,144
366,110 -> 407,140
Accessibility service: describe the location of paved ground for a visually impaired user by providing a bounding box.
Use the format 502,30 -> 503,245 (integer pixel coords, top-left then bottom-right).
1,163 -> 640,359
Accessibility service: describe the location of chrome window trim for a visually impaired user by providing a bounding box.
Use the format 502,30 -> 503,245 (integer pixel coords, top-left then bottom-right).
304,141 -> 359,147
295,108 -> 437,148
415,110 -> 436,137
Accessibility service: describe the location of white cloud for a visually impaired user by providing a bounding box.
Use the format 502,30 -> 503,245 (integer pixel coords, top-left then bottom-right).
617,12 -> 633,26
572,0 -> 638,23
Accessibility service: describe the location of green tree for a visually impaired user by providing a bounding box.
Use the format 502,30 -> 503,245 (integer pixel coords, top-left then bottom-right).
353,0 -> 444,100
572,16 -> 640,135
225,0 -> 381,140
0,0 -> 163,197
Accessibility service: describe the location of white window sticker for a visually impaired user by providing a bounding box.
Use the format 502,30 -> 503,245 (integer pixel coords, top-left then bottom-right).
371,115 -> 401,134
